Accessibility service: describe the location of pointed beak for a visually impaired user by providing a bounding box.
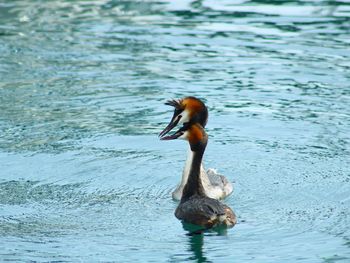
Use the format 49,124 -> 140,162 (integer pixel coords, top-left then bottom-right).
160,128 -> 184,140
159,114 -> 180,138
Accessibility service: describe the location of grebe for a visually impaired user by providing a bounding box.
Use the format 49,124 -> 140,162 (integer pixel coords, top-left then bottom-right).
160,122 -> 236,228
159,97 -> 233,201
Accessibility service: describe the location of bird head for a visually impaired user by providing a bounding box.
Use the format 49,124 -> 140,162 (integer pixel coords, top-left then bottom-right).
160,121 -> 208,152
158,96 -> 208,139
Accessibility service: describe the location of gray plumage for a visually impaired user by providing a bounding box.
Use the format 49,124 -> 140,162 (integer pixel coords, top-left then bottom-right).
175,195 -> 230,227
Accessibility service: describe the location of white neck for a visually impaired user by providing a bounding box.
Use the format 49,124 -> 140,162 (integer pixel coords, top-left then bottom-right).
179,146 -> 210,188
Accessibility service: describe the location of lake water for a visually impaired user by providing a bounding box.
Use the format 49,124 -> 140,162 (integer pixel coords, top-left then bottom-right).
0,0 -> 349,262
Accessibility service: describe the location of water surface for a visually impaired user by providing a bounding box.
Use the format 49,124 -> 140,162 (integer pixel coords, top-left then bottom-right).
0,0 -> 350,262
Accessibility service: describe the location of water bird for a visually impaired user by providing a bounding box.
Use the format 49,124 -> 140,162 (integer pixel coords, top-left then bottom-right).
159,97 -> 233,201
160,121 -> 236,228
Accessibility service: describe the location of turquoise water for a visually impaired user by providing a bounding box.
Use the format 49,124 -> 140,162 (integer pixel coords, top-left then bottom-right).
1,0 -> 350,262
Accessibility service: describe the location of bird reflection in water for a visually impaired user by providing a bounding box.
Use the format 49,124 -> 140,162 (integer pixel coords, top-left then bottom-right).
182,222 -> 228,263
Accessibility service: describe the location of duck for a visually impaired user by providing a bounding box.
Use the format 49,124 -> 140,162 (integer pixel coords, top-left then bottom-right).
159,97 -> 233,201
160,122 -> 236,228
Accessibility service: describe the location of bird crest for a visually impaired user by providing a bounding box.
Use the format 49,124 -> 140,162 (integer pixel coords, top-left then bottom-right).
165,99 -> 184,110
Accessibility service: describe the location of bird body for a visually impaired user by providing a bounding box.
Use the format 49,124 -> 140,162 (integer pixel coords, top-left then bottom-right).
159,97 -> 233,201
160,120 -> 236,228
172,147 -> 233,201
175,195 -> 236,228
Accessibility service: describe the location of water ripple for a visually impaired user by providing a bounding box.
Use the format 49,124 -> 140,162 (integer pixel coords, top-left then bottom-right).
1,0 -> 350,262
